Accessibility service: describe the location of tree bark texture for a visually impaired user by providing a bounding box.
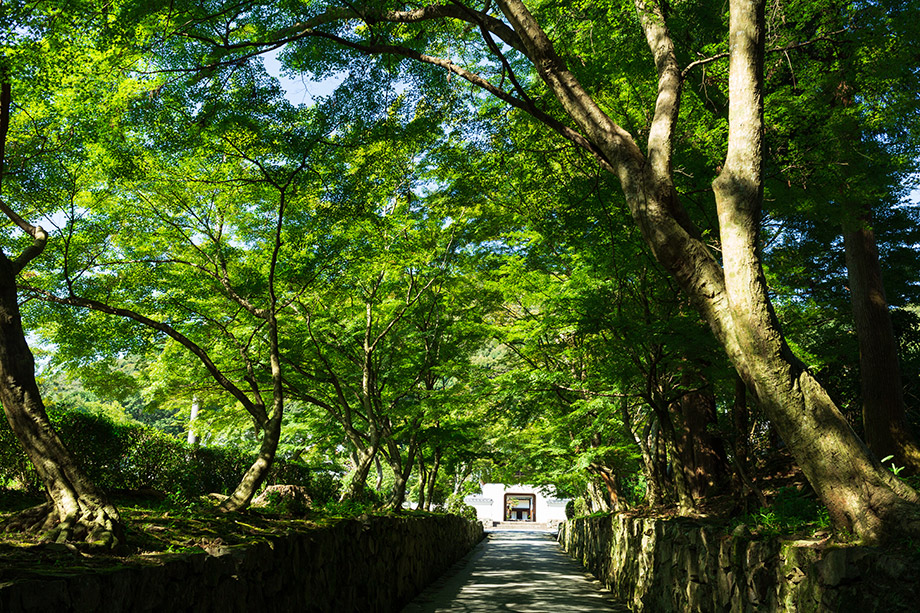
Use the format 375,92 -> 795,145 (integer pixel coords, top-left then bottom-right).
493,0 -> 920,541
588,464 -> 625,512
0,253 -> 123,547
844,218 -> 920,472
341,444 -> 378,502
220,407 -> 283,511
649,401 -> 696,513
705,0 -> 920,541
674,384 -> 730,500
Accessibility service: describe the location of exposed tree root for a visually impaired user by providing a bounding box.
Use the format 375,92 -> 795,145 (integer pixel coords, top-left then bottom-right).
2,500 -> 124,551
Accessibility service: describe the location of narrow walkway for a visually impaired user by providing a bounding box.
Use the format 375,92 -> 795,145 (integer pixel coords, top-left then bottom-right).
401,530 -> 630,612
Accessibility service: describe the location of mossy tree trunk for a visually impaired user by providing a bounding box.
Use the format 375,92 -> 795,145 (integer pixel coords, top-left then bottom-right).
0,76 -> 122,548
0,252 -> 123,548
495,0 -> 920,541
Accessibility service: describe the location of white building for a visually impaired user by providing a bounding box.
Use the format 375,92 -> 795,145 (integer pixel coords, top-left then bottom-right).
464,483 -> 570,527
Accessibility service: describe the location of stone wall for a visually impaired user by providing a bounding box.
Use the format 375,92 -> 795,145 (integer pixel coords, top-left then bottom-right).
558,514 -> 919,612
1,514 -> 483,612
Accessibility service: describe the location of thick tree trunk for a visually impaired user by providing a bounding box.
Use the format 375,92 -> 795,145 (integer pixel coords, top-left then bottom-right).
0,253 -> 123,548
704,0 -> 920,542
844,218 -> 920,472
650,402 -> 695,513
504,0 -> 920,540
585,479 -> 611,513
341,443 -> 378,502
221,408 -> 283,511
674,382 -> 730,500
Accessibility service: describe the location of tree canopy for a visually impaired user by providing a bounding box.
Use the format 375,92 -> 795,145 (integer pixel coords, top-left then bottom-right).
1,0 -> 920,547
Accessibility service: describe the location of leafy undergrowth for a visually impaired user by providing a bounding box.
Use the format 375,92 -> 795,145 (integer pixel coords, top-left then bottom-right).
0,489 -> 418,582
581,454 -> 835,542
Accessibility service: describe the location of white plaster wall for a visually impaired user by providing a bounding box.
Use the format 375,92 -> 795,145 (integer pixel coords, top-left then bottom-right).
465,483 -> 570,524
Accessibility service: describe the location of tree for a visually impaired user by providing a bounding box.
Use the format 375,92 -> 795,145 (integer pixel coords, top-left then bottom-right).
155,0 -> 920,541
750,0 -> 920,471
446,98 -> 732,513
23,65 -> 330,510
0,6 -> 128,546
844,211 -> 920,470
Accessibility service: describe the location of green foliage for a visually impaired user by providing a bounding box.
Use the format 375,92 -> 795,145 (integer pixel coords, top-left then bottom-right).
319,498 -> 379,518
737,487 -> 831,537
4,0 -> 920,534
881,455 -> 906,477
445,494 -> 478,522
0,408 -> 336,503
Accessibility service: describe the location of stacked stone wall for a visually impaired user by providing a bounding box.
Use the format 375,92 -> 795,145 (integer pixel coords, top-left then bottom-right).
558,514 -> 919,612
0,514 -> 483,612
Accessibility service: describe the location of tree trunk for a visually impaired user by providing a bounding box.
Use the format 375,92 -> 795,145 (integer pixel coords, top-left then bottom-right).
416,454 -> 428,509
187,396 -> 200,445
650,402 -> 696,513
0,252 -> 123,548
386,461 -> 412,510
674,382 -> 730,500
585,478 -> 611,513
425,448 -> 441,511
732,374 -> 750,470
221,286 -> 286,512
384,434 -> 419,510
844,217 -> 920,472
494,0 -> 920,542
588,464 -> 625,512
704,0 -> 920,541
341,444 -> 378,502
374,455 -> 384,491
221,407 -> 283,511
620,399 -> 664,507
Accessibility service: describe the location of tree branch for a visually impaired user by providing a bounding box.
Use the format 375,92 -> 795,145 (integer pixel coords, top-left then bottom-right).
26,287 -> 268,425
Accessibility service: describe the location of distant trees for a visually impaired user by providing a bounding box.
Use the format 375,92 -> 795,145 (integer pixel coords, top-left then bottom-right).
2,0 -> 920,548
217,0 -> 920,543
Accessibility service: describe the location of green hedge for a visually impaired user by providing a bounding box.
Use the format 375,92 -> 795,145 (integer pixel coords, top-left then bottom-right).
0,409 -> 339,503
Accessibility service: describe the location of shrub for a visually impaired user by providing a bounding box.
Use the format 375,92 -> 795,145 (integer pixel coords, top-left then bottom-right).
0,408 -> 330,503
252,484 -> 312,515
445,495 -> 478,521
737,486 -> 830,536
